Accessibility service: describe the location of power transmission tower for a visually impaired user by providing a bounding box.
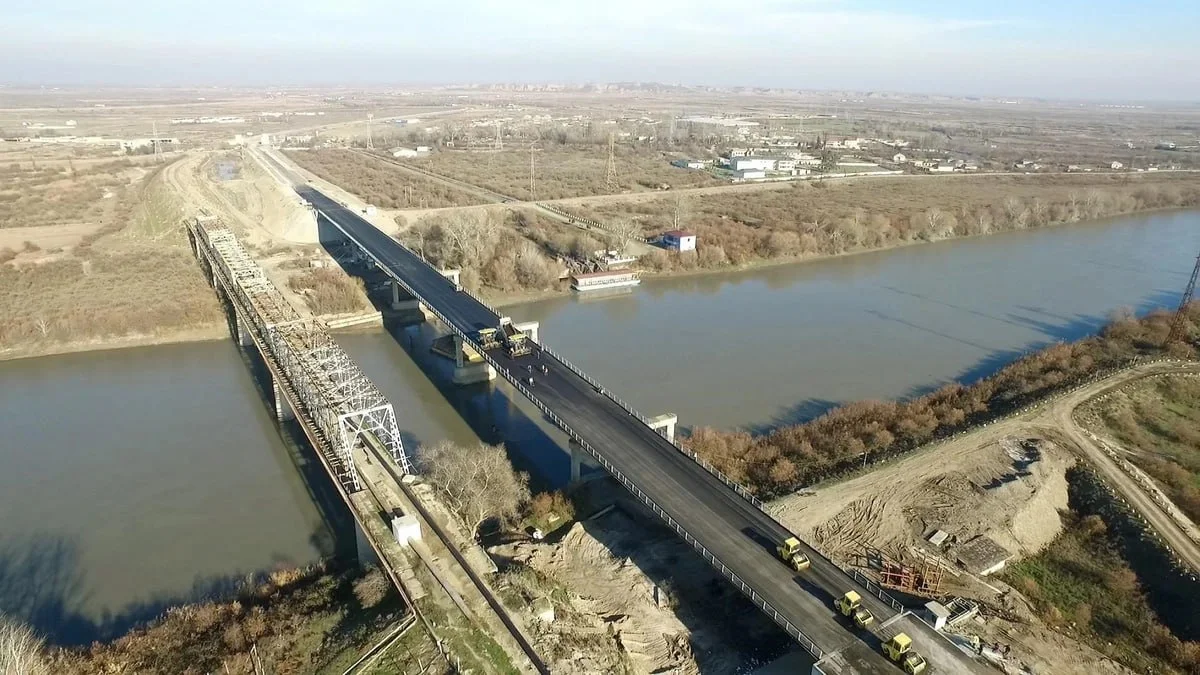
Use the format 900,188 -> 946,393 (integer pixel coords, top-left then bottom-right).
1165,250 -> 1200,345
605,133 -> 618,192
494,123 -> 503,152
529,141 -> 536,200
366,113 -> 374,150
152,121 -> 163,163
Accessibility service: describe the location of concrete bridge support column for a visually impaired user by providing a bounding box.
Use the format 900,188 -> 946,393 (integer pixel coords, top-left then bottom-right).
235,315 -> 253,348
355,519 -> 380,568
569,439 -> 603,485
451,334 -> 497,385
439,268 -> 461,286
648,414 -> 678,443
390,280 -> 421,311
272,378 -> 296,422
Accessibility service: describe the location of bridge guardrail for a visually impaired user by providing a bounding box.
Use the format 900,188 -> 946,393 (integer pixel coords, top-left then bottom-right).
851,569 -> 904,613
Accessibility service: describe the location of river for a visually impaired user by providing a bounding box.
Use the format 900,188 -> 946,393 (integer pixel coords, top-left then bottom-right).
1,208 -> 1195,643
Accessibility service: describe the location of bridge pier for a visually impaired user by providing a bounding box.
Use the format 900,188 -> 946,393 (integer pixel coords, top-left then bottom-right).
272,378 -> 296,422
235,315 -> 253,348
355,519 -> 380,568
390,280 -> 424,312
569,439 -> 604,485
439,268 -> 461,286
451,334 -> 496,385
648,413 -> 678,443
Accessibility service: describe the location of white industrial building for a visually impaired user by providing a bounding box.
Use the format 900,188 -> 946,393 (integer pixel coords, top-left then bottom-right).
729,157 -> 777,172
662,230 -> 697,252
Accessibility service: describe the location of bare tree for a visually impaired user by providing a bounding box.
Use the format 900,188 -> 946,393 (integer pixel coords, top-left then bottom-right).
437,212 -> 497,266
604,219 -> 643,254
973,208 -> 993,235
1003,197 -> 1030,229
0,615 -> 49,675
418,441 -> 530,536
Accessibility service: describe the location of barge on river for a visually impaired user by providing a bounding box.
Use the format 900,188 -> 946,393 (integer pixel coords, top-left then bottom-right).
570,269 -> 642,293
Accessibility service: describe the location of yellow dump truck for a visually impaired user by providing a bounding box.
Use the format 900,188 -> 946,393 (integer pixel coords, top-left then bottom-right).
776,537 -> 811,571
834,590 -> 875,628
882,633 -> 927,674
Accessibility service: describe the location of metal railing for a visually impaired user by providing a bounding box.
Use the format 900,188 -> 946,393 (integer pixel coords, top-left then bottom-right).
536,202 -> 649,243
851,569 -> 904,613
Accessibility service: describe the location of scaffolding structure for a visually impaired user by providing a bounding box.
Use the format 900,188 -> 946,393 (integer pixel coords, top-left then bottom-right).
188,217 -> 407,491
878,556 -> 944,597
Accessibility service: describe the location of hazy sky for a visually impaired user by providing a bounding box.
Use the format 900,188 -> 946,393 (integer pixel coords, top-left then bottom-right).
2,0 -> 1198,100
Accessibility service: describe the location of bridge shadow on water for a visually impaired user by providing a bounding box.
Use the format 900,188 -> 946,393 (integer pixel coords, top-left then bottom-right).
216,292 -> 356,562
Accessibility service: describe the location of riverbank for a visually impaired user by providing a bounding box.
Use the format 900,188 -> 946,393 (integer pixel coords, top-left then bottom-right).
6,564 -> 425,675
0,323 -> 228,363
484,204 -> 1199,308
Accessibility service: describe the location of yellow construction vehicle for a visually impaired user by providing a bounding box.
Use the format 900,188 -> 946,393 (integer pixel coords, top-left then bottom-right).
833,590 -> 875,628
475,328 -> 501,351
882,633 -> 928,674
776,537 -> 811,571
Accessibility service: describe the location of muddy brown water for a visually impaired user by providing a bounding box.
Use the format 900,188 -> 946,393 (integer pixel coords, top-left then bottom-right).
1,208 -> 1195,643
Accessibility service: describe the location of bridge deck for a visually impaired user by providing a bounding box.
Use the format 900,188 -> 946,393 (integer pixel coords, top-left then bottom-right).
299,185 -> 990,675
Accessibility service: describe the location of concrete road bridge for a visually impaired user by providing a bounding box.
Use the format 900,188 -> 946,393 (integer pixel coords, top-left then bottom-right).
280,175 -> 993,674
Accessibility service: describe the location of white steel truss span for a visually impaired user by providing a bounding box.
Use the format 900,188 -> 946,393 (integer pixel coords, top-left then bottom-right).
188,218 -> 410,490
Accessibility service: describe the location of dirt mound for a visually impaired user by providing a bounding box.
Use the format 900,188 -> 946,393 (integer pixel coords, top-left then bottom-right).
775,435 -> 1072,567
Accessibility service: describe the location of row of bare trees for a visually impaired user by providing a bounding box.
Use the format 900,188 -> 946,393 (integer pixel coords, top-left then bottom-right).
684,306 -> 1199,498
565,176 -> 1200,272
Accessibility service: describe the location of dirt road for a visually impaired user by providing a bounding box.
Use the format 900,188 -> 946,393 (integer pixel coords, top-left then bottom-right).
1034,361 -> 1200,573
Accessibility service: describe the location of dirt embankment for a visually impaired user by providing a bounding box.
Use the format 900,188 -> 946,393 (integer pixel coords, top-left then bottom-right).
491,485 -> 791,674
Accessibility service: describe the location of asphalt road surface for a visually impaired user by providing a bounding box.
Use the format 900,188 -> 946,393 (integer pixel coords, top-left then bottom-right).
297,184 -> 991,675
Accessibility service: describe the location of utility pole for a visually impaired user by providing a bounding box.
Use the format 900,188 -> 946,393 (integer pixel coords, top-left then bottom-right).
605,133 -> 618,193
366,113 -> 375,150
1165,250 -> 1200,346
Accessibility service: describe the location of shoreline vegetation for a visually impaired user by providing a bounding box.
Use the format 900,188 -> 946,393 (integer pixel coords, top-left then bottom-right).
1,562 -> 414,675
682,307 -> 1200,498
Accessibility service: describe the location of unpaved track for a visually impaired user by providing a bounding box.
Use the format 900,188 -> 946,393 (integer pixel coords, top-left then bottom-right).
1033,361 -> 1200,573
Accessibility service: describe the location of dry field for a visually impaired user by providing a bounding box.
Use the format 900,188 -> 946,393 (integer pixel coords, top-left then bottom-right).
285,149 -> 490,209
0,154 -> 223,356
415,144 -> 721,200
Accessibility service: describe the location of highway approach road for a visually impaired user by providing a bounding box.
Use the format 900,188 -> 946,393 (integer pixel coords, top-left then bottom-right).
296,183 -> 992,675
